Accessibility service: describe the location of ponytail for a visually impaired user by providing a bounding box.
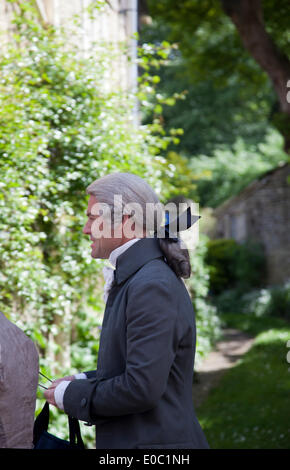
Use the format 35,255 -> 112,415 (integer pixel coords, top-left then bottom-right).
158,237 -> 191,279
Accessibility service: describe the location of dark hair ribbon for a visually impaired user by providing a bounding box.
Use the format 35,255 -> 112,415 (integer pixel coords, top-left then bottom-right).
154,206 -> 201,242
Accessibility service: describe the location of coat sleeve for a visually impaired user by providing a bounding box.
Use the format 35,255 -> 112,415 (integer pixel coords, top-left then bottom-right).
63,278 -> 180,423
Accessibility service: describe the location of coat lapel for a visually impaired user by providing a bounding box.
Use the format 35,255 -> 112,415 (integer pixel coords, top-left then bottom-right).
114,237 -> 164,286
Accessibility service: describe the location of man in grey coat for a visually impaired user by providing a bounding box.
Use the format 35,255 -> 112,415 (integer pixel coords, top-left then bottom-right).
45,172 -> 209,449
0,312 -> 39,448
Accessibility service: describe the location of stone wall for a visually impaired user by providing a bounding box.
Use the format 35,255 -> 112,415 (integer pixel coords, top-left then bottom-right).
213,163 -> 290,285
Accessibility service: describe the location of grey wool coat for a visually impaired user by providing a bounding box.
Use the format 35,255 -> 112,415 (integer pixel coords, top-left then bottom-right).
0,312 -> 39,448
63,237 -> 210,449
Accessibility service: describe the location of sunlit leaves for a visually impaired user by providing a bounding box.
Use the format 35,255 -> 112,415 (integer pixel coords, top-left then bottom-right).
0,1 -> 177,371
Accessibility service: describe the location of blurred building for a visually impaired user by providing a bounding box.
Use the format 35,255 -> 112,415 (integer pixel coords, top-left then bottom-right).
0,0 -> 138,123
212,162 -> 290,285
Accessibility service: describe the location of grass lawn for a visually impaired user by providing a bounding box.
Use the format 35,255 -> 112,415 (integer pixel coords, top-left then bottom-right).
195,312 -> 290,449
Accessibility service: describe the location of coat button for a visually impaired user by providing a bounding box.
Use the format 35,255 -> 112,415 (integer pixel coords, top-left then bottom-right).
80,398 -> 87,407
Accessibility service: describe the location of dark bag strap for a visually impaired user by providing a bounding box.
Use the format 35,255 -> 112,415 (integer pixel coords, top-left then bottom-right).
33,401 -> 85,449
33,401 -> 50,446
68,415 -> 85,448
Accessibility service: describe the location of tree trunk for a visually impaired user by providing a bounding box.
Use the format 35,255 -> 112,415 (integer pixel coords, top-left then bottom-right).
222,0 -> 290,152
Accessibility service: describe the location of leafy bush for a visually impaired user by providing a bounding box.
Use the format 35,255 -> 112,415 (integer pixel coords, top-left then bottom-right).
205,238 -> 266,295
205,239 -> 237,294
234,240 -> 267,291
214,282 -> 290,320
214,287 -> 271,316
185,234 -> 222,366
0,0 -> 182,386
188,129 -> 288,208
265,283 -> 290,319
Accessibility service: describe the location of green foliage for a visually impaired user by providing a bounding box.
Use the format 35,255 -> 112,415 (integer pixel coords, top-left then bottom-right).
147,0 -> 290,89
233,242 -> 267,292
197,315 -> 290,448
136,40 -> 198,196
185,234 -> 222,366
271,111 -> 290,139
140,21 -> 275,157
0,0 -> 180,376
262,0 -> 290,55
214,281 -> 290,320
145,0 -> 290,153
188,129 -> 288,208
205,239 -> 237,294
205,239 -> 266,295
157,150 -> 198,198
215,287 -> 270,316
266,284 -> 290,319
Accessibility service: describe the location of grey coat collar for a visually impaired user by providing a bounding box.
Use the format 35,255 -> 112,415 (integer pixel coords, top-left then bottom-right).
114,237 -> 164,285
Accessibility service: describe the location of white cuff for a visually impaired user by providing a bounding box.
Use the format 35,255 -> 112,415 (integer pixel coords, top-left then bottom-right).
54,381 -> 71,411
74,372 -> 87,379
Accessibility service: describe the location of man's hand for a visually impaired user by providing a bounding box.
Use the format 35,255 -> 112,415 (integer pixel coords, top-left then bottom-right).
50,375 -> 76,387
44,384 -> 58,407
43,375 -> 75,408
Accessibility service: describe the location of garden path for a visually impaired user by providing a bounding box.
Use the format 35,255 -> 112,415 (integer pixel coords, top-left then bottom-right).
192,328 -> 255,409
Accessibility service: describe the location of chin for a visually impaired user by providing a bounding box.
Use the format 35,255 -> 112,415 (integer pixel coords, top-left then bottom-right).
90,246 -> 98,258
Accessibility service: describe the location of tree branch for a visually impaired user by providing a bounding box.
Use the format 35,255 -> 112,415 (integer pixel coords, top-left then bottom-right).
222,0 -> 290,114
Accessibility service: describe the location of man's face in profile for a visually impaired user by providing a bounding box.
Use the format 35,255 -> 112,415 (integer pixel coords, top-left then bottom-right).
83,195 -> 137,259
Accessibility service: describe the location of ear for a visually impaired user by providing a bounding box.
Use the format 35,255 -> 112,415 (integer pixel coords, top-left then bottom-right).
121,213 -> 137,238
122,213 -> 134,224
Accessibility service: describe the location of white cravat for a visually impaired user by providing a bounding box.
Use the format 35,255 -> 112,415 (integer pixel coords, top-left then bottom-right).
102,238 -> 141,303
